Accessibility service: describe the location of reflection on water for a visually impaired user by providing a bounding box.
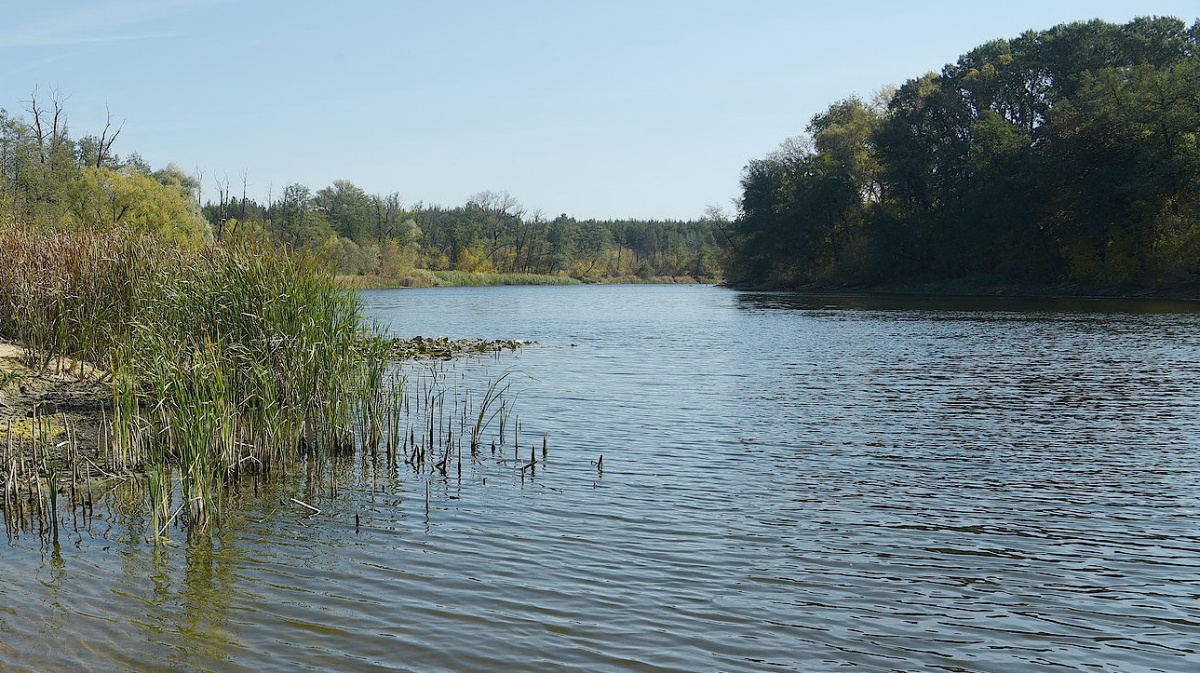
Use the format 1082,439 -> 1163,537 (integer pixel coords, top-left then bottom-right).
3,285 -> 1199,672
736,289 -> 1200,314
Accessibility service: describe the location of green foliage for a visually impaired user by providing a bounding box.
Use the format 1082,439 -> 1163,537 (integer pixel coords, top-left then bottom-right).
65,166 -> 209,242
208,184 -> 725,282
1,98 -> 210,247
315,179 -> 374,240
120,241 -> 373,468
728,16 -> 1200,290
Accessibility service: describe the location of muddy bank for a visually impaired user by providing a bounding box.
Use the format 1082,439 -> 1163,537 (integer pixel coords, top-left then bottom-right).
0,342 -> 110,419
1,341 -> 116,504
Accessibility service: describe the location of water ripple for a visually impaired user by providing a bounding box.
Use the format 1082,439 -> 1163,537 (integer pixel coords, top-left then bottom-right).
3,286 -> 1200,671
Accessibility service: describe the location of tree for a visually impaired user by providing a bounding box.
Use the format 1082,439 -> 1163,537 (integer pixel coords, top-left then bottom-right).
315,180 -> 373,241
74,106 -> 123,169
467,190 -> 525,268
64,166 -> 208,242
272,183 -> 316,248
1048,57 -> 1200,282
729,16 -> 1200,288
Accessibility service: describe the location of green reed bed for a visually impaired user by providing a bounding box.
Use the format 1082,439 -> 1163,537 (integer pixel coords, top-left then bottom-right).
114,242 -> 388,532
0,227 -> 388,535
1,226 -> 534,540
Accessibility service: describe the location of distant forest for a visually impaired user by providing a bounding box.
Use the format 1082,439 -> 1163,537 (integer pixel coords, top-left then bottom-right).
202,187 -> 724,282
727,17 -> 1200,290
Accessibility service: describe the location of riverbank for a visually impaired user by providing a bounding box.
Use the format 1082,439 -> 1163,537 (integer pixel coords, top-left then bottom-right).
0,332 -> 528,501
338,271 -> 719,289
0,340 -> 117,511
338,271 -> 581,289
1,228 -> 390,533
0,342 -> 109,420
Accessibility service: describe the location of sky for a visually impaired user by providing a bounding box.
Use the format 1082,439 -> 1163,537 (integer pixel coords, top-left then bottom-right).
2,1 -> 1198,220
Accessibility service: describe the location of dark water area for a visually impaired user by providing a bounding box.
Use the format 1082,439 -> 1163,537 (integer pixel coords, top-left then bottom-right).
3,285 -> 1199,671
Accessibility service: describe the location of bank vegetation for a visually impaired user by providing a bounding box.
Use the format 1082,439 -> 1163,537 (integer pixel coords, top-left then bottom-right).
726,17 -> 1200,295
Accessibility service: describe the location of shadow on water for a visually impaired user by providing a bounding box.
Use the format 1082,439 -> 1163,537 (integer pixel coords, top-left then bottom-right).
735,290 -> 1200,315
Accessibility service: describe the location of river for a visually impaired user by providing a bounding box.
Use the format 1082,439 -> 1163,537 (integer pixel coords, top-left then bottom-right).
2,284 -> 1199,672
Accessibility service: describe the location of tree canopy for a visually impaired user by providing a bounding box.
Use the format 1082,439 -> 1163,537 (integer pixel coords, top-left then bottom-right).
726,16 -> 1200,290
1,93 -> 208,243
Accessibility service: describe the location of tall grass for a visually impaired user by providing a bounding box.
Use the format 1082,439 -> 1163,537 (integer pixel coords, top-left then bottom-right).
0,225 -> 147,371
119,242 -> 387,529
1,226 -> 387,532
1,225 -> 534,538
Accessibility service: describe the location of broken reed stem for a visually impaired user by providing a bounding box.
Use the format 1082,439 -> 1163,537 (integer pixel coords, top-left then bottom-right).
289,497 -> 322,515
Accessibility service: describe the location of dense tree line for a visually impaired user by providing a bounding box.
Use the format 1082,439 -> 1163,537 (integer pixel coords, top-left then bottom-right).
203,186 -> 724,281
728,17 -> 1200,289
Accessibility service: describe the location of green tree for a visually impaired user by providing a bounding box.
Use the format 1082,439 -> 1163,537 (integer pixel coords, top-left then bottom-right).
731,15 -> 1200,289
270,183 -> 333,249
315,180 -> 373,241
64,166 -> 209,242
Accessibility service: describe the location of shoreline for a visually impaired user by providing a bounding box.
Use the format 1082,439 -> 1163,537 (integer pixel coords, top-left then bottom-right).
0,342 -> 110,420
1,340 -> 117,496
337,272 -> 719,290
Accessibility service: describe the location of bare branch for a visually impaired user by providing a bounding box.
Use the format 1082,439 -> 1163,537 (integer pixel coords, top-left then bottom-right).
96,104 -> 124,168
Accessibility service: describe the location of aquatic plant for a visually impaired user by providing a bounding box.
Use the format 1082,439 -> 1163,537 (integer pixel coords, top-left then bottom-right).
0,225 -> 528,538
0,225 -> 148,371
109,240 -> 381,530
384,336 -> 529,360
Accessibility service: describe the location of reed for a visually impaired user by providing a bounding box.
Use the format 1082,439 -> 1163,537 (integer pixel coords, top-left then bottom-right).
0,227 -> 377,530
110,239 -> 383,530
1,224 -> 527,538
0,225 -> 149,371
470,372 -> 512,453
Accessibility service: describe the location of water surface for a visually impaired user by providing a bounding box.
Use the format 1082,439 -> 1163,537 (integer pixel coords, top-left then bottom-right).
3,285 -> 1199,672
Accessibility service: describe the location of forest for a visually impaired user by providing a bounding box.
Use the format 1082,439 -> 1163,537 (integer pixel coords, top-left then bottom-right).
726,17 -> 1200,291
5,16 -> 1198,293
202,187 -> 724,282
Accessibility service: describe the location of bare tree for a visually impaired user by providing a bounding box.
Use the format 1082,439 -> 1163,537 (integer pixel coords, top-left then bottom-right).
468,190 -> 525,268
28,88 -> 67,167
93,104 -> 124,168
239,168 -> 249,222
214,172 -> 230,239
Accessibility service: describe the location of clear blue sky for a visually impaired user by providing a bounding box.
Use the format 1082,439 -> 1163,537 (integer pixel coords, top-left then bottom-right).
3,1 -> 1198,220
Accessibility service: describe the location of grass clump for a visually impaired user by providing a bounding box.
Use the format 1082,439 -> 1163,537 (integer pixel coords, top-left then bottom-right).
0,226 -> 147,370
116,241 -> 383,529
1,226 -> 386,532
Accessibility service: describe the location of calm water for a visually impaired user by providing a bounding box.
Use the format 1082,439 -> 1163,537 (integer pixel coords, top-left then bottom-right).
3,284 -> 1200,672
